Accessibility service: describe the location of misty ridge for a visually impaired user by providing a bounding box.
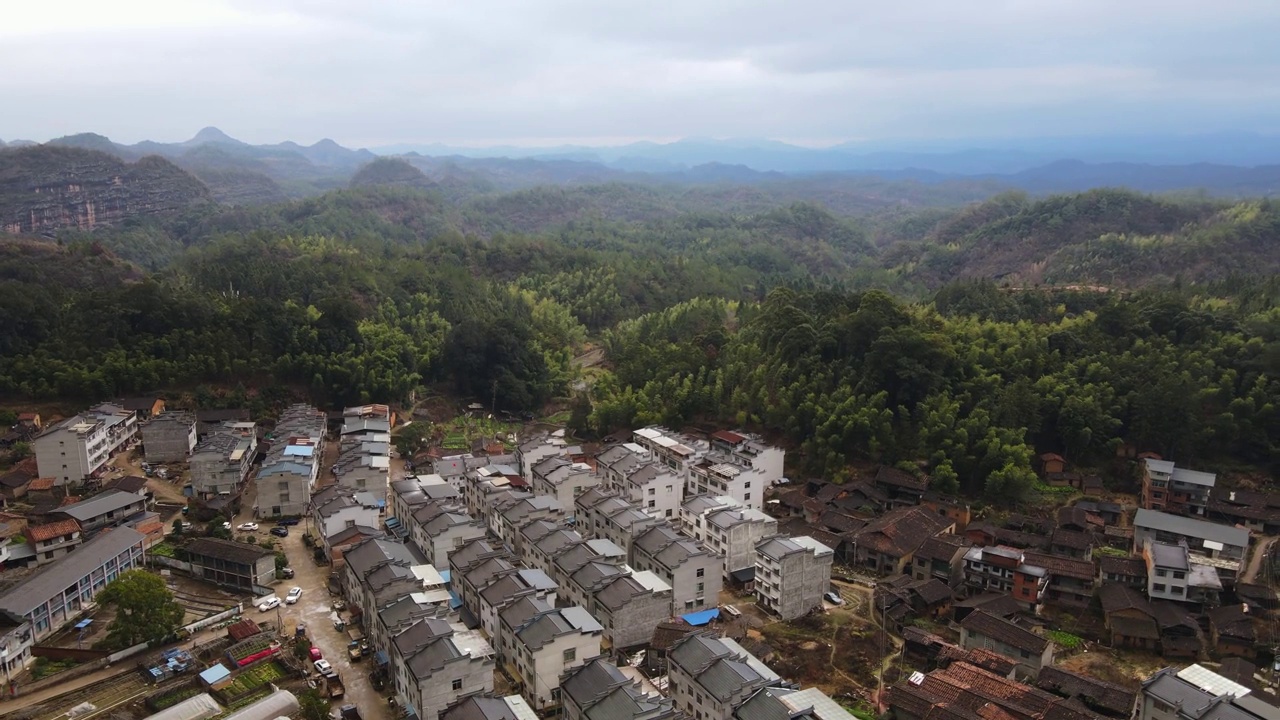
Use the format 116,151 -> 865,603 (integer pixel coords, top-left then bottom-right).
4,128 -> 1280,205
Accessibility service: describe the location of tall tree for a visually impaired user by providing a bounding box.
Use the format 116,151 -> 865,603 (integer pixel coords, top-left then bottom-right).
98,569 -> 184,647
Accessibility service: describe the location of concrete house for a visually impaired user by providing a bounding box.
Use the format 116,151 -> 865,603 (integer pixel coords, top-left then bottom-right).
0,612 -> 34,679
509,605 -> 603,710
25,519 -> 83,565
1099,583 -> 1159,650
1141,458 -> 1216,516
1135,665 -> 1265,720
333,434 -> 391,501
631,524 -> 721,613
253,404 -> 324,518
702,505 -> 776,584
735,687 -> 857,720
1143,540 -> 1222,606
458,556 -> 519,627
531,455 -> 600,510
388,475 -> 458,540
959,611 -> 1054,679
478,568 -> 558,642
517,434 -> 573,482
54,489 -> 147,534
496,496 -> 566,546
311,485 -> 382,556
442,695 -> 538,720
140,412 -> 197,463
589,571 -> 672,650
0,527 -> 146,643
615,462 -> 685,521
343,538 -> 425,618
754,536 -> 834,620
1133,509 -> 1248,581
522,526 -> 585,578
575,488 -> 662,558
189,423 -> 257,501
374,590 -> 452,655
391,617 -> 495,720
668,633 -> 781,720
561,658 -> 682,720
411,503 -> 486,570
184,537 -> 276,591
33,415 -> 110,486
84,402 -> 140,457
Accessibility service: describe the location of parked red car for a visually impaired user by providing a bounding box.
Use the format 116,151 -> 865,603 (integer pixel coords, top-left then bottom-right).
309,647 -> 323,661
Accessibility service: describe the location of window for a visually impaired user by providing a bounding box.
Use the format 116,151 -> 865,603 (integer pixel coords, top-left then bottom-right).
563,648 -> 576,663
1020,649 -> 1030,658
1173,571 -> 1185,580
1153,583 -> 1166,592
648,488 -> 656,496
696,583 -> 704,593
666,485 -> 673,493
451,678 -> 463,691
696,568 -> 704,578
1156,569 -> 1167,577
648,500 -> 656,509
1172,586 -> 1184,595
744,482 -> 751,489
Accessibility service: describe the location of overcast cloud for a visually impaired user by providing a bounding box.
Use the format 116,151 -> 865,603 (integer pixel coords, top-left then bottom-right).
2,0 -> 1278,147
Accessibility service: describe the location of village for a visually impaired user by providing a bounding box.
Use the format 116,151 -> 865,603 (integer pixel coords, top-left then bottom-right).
0,399 -> 1277,720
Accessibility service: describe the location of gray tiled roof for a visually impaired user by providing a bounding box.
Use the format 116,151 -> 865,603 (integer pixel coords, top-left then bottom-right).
392,616 -> 454,657
56,490 -> 143,522
561,658 -> 628,707
345,537 -> 418,577
0,528 -> 145,616
1134,509 -> 1249,548
441,696 -> 526,720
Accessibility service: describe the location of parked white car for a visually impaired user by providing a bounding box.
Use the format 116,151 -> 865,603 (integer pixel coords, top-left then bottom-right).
237,522 -> 259,532
314,659 -> 333,675
286,587 -> 303,604
258,597 -> 280,612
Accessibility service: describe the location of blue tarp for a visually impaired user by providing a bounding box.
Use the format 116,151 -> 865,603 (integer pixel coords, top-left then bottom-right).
681,608 -> 720,626
374,650 -> 390,666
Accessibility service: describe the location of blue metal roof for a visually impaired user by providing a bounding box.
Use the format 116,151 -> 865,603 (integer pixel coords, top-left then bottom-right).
199,663 -> 231,685
681,608 -> 720,626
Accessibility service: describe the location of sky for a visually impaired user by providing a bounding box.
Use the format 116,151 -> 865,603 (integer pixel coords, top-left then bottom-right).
2,0 -> 1279,148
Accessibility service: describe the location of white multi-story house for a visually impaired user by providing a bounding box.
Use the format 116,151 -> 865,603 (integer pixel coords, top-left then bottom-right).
509,604 -> 604,711
517,434 -> 574,482
682,494 -> 777,581
754,536 -> 834,620
312,484 -> 382,552
668,633 -> 781,720
531,456 -> 600,510
85,403 -> 139,457
409,502 -> 486,570
632,524 -> 721,613
391,617 -> 494,720
33,416 -> 110,486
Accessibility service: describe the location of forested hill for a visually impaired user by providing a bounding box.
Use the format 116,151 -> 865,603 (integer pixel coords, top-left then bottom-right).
0,146 -> 212,234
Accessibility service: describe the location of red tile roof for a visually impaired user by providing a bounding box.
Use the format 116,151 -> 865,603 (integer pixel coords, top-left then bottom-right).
27,477 -> 56,492
711,430 -> 746,444
27,519 -> 81,542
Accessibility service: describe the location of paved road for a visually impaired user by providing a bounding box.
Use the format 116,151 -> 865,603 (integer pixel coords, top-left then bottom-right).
234,519 -> 392,720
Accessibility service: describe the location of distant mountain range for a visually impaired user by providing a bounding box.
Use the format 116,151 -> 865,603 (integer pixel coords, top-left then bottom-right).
2,128 -> 1278,235
376,131 -> 1280,175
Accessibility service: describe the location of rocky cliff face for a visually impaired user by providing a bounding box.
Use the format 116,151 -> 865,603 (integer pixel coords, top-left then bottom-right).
0,146 -> 212,234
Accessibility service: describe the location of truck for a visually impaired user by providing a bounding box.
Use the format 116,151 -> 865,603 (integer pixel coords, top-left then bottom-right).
346,626 -> 366,660
325,673 -> 345,699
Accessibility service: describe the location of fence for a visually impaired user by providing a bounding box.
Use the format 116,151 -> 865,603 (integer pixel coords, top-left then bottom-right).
182,604 -> 243,634
30,646 -> 109,662
17,642 -> 149,696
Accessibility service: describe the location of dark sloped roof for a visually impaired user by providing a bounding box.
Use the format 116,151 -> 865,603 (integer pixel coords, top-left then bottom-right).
1023,551 -> 1095,581
1108,616 -> 1160,641
1099,583 -> 1153,617
875,465 -> 927,492
1037,666 -> 1136,716
1099,555 -> 1147,577
1209,604 -> 1257,641
961,611 -> 1048,654
185,537 -> 273,564
854,505 -> 952,558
